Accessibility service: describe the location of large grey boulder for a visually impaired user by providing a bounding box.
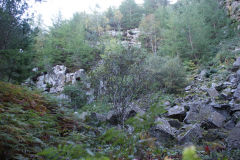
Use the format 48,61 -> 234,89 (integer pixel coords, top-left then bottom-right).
177,124 -> 203,144
233,57 -> 240,71
202,110 -> 227,129
150,117 -> 177,144
226,127 -> 240,149
167,105 -> 186,121
184,103 -> 226,128
207,88 -> 220,98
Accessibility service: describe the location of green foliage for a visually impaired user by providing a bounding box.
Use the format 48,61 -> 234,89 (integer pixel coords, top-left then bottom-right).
151,0 -> 234,62
34,13 -> 96,72
146,55 -> 187,93
119,0 -> 143,30
64,82 -> 88,111
143,0 -> 169,14
80,101 -> 111,114
0,0 -> 36,83
91,41 -> 148,121
182,146 -> 201,160
38,144 -> 109,160
0,82 -> 59,159
0,49 -> 34,83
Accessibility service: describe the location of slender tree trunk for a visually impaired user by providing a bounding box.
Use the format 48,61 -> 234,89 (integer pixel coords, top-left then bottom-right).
188,26 -> 197,59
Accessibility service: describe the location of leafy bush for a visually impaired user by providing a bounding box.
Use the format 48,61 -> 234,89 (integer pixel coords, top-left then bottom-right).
64,82 -> 88,111
146,55 -> 187,93
182,146 -> 200,160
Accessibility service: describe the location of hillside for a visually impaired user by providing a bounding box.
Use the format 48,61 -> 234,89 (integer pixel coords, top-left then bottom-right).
1,0 -> 240,159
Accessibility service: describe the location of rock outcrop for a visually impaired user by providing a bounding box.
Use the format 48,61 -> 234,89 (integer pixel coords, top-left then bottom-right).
29,65 -> 94,103
107,28 -> 141,48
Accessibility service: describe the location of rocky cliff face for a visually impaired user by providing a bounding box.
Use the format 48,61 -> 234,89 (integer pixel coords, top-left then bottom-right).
26,65 -> 94,102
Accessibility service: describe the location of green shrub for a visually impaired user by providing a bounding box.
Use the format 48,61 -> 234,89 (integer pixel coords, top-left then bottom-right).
182,146 -> 200,160
146,55 -> 187,93
64,82 -> 88,111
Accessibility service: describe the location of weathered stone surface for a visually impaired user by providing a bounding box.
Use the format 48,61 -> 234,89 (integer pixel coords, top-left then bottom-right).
185,86 -> 191,91
167,105 -> 186,121
226,127 -> 240,149
150,117 -> 177,144
184,103 -> 226,128
237,70 -> 240,82
221,88 -> 232,100
230,104 -> 240,112
207,88 -> 220,98
199,69 -> 208,79
126,106 -> 145,118
107,111 -> 120,125
232,111 -> 240,123
168,119 -> 183,129
234,84 -> 240,101
203,129 -> 228,142
236,121 -> 240,127
224,120 -> 236,130
233,57 -> 240,69
177,124 -> 202,144
202,110 -> 226,129
33,65 -> 95,103
106,105 -> 144,125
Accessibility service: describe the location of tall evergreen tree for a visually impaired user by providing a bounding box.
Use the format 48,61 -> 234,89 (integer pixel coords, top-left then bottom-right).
0,0 -> 38,82
143,0 -> 169,14
119,0 -> 143,30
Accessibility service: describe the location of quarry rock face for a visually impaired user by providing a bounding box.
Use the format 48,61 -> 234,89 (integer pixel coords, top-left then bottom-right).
32,65 -> 94,103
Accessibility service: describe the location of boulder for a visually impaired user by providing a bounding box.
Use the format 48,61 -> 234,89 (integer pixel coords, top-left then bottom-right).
167,105 -> 186,122
107,111 -> 120,125
226,127 -> 240,149
207,88 -> 220,98
236,121 -> 240,127
125,105 -> 145,119
199,69 -> 208,79
228,74 -> 237,84
234,84 -> 240,102
201,110 -> 226,129
231,104 -> 240,112
233,57 -> 240,71
184,103 -> 226,128
177,124 -> 202,144
224,120 -> 236,130
150,117 -> 177,144
232,111 -> 240,123
220,88 -> 232,100
185,85 -> 191,91
203,129 -> 228,142
168,119 -> 183,129
164,101 -> 171,106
